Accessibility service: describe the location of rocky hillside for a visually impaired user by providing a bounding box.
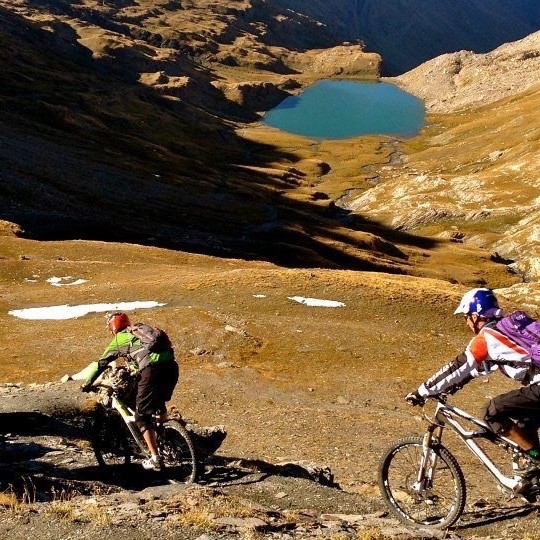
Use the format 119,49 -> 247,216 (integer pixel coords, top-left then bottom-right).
353,29 -> 540,291
387,30 -> 540,114
1,0 -> 391,272
269,0 -> 540,74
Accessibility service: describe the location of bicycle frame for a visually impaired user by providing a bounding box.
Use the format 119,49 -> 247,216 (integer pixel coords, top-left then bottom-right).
90,373 -> 198,483
99,387 -> 150,458
424,399 -> 521,492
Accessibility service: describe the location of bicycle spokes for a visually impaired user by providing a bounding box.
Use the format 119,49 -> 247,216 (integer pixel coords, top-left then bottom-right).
157,420 -> 198,483
379,437 -> 466,528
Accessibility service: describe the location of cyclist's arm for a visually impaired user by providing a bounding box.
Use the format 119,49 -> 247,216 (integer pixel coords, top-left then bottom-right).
417,352 -> 478,397
84,332 -> 133,385
417,332 -> 491,397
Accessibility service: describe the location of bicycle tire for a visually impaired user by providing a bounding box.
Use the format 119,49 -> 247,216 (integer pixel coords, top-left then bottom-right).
379,436 -> 466,529
157,419 -> 198,483
91,407 -> 132,468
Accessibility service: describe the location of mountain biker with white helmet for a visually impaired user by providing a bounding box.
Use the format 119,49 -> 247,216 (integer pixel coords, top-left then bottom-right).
81,312 -> 179,471
406,287 -> 540,465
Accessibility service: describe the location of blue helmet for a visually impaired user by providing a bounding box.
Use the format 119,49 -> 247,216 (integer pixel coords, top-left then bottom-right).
454,288 -> 502,318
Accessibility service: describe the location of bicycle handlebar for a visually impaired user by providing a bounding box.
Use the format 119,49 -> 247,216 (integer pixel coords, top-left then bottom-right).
84,382 -> 115,395
82,365 -> 136,395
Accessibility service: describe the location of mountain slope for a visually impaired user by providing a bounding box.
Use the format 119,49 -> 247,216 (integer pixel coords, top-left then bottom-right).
269,0 -> 540,74
387,30 -> 540,113
0,0 -> 534,288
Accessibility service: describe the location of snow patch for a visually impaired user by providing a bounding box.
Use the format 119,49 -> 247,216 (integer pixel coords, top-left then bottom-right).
46,276 -> 88,287
288,296 -> 345,308
8,301 -> 166,320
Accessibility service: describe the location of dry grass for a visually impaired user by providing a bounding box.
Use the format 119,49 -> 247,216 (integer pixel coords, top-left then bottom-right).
46,500 -> 77,521
522,534 -> 540,540
0,480 -> 36,514
163,487 -> 260,531
81,503 -> 113,526
44,489 -> 111,525
356,527 -> 393,540
173,509 -> 216,531
0,491 -> 20,511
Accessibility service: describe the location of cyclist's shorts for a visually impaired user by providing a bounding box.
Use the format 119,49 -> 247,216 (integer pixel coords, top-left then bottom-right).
484,383 -> 540,433
136,360 -> 179,418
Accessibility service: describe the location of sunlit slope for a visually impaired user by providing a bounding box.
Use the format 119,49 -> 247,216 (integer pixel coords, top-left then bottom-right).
0,236 -> 473,386
0,235 -> 527,485
347,83 -> 540,282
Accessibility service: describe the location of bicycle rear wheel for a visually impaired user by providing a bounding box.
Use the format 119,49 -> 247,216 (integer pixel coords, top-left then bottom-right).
379,436 -> 466,528
91,408 -> 131,468
157,419 -> 198,483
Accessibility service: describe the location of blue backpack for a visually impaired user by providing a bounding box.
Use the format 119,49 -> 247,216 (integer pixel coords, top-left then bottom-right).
496,311 -> 540,367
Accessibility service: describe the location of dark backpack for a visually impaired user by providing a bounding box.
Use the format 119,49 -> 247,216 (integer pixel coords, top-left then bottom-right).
129,323 -> 172,353
496,311 -> 540,367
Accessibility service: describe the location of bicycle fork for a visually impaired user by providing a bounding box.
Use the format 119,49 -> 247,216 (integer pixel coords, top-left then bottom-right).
111,396 -> 150,457
412,426 -> 442,497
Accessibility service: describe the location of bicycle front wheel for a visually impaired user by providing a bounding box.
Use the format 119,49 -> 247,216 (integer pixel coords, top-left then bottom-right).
91,408 -> 131,468
157,419 -> 198,483
379,436 -> 466,529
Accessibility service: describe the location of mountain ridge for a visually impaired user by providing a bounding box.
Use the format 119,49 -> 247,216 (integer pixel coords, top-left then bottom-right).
1,0 -> 538,287
267,0 -> 540,74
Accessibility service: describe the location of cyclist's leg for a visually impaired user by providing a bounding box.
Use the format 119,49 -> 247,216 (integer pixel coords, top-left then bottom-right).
155,360 -> 179,416
136,362 -> 179,466
520,418 -> 540,448
136,366 -> 161,459
146,360 -> 180,423
484,385 -> 540,450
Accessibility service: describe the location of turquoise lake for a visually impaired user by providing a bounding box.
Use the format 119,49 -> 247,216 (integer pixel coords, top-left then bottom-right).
263,80 -> 425,140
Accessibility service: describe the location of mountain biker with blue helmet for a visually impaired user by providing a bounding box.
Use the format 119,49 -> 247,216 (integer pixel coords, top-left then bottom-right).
82,312 -> 179,471
406,288 -> 540,464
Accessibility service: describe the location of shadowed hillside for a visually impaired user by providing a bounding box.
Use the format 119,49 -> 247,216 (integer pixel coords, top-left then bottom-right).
0,5 -> 404,272
0,0 -> 531,287
267,0 -> 540,74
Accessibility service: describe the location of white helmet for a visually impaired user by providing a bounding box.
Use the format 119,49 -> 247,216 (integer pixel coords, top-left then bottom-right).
454,288 -> 501,318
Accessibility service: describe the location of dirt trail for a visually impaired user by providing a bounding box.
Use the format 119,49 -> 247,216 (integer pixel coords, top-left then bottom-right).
1,238 -> 539,538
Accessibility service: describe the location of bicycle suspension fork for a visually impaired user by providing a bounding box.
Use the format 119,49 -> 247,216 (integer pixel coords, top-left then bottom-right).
112,396 -> 150,457
414,424 -> 444,492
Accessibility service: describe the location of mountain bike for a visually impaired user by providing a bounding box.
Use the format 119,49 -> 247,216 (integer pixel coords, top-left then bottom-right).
378,395 -> 540,529
87,364 -> 198,483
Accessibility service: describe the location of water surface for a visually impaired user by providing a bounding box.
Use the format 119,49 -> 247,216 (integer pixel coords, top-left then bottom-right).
264,80 -> 425,139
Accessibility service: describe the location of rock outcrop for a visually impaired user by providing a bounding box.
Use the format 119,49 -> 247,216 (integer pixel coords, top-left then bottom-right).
387,30 -> 540,113
268,0 -> 540,74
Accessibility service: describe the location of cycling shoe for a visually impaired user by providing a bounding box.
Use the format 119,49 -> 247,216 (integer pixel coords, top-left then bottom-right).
142,455 -> 164,471
513,454 -> 540,477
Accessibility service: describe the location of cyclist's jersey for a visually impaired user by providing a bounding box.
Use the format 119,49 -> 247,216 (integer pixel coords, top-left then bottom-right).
84,329 -> 175,385
418,322 -> 538,398
100,329 -> 174,366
